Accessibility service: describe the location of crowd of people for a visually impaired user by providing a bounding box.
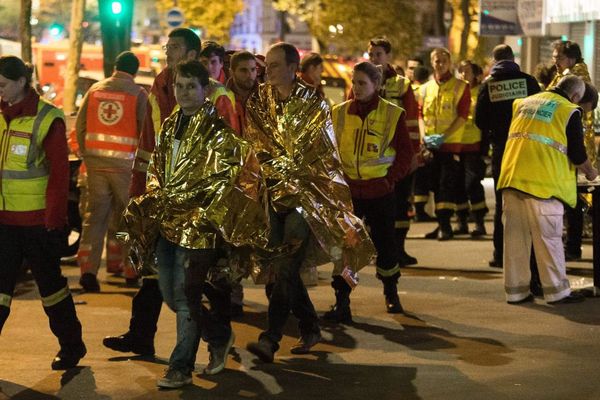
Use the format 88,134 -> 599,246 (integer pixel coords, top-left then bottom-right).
0,28 -> 598,389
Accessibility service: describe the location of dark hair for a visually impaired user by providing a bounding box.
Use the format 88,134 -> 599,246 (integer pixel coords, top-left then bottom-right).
174,60 -> 210,87
459,60 -> 483,84
168,28 -> 201,57
0,55 -> 33,88
534,63 -> 555,88
353,61 -> 381,86
492,44 -> 514,61
114,51 -> 140,75
268,42 -> 300,67
408,56 -> 424,65
369,37 -> 392,54
581,82 -> 598,110
300,52 -> 323,73
414,65 -> 430,83
230,50 -> 256,71
200,40 -> 225,62
552,40 -> 583,63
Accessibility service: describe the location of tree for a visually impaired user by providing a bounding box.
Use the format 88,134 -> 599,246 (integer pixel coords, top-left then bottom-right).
155,0 -> 243,44
63,0 -> 86,115
447,0 -> 486,63
274,0 -> 419,58
20,0 -> 32,62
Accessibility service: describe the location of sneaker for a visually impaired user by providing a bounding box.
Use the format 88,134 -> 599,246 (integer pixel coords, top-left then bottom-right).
157,368 -> 192,389
290,332 -> 322,355
204,331 -> 235,375
548,292 -> 586,304
398,251 -> 418,266
507,294 -> 534,305
247,338 -> 276,363
79,273 -> 100,292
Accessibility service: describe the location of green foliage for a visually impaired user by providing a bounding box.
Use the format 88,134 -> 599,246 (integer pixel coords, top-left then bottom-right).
274,0 -> 420,57
0,1 -> 20,40
156,0 -> 243,44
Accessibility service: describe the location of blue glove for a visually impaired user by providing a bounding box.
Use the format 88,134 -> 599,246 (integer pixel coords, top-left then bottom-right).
424,134 -> 444,150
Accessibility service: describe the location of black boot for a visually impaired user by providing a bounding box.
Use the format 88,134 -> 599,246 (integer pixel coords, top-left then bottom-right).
43,294 -> 86,369
323,276 -> 352,323
414,202 -> 435,222
453,210 -> 469,234
437,211 -> 454,241
381,273 -> 403,314
471,210 -> 487,238
396,228 -> 417,266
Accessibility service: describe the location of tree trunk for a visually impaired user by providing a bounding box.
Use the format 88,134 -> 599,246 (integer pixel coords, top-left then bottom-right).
459,0 -> 470,59
435,0 -> 446,37
63,0 -> 87,115
20,0 -> 32,63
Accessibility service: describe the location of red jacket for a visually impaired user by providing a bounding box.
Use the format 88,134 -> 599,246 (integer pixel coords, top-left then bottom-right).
0,89 -> 69,228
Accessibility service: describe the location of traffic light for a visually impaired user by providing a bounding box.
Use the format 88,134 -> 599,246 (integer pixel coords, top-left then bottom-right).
49,23 -> 64,38
98,0 -> 133,77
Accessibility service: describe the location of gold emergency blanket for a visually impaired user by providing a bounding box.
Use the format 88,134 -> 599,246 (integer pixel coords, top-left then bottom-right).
244,80 -> 375,276
121,101 -> 269,275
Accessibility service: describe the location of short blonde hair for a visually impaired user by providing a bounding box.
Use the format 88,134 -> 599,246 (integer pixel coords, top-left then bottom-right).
430,47 -> 451,61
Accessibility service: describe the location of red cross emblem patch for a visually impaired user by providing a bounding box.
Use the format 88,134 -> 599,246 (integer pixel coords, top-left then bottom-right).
97,100 -> 123,126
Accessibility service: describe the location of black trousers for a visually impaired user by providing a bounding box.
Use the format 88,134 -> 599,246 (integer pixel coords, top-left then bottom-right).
431,152 -> 461,214
128,278 -> 163,343
353,192 -> 398,275
0,225 -> 83,349
455,153 -> 488,214
395,173 -> 414,229
260,208 -> 319,349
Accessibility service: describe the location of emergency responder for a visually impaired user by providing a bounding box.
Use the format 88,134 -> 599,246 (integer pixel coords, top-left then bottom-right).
475,44 -> 541,268
365,37 -> 419,265
76,51 -> 148,292
324,61 -> 414,322
299,52 -> 325,98
454,60 -> 488,237
498,75 -> 597,304
0,55 -> 86,370
406,56 -> 424,84
419,47 -> 471,240
548,40 -> 595,262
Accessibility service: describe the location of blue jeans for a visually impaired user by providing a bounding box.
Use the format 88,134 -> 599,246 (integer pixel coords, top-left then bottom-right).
260,208 -> 320,349
156,236 -> 201,374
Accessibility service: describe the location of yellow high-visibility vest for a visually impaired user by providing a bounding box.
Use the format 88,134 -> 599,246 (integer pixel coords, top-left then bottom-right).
0,99 -> 64,211
332,97 -> 403,180
420,76 -> 468,144
462,83 -> 481,145
382,75 -> 410,107
498,91 -> 580,207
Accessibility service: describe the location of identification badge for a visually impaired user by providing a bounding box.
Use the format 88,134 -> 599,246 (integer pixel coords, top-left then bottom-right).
10,144 -> 27,156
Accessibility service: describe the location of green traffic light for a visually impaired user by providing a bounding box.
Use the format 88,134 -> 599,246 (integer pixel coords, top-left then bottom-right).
111,1 -> 123,15
49,23 -> 63,36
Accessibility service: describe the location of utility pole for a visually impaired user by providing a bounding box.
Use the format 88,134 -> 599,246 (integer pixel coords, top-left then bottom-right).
20,0 -> 33,63
63,0 -> 87,115
99,0 -> 133,77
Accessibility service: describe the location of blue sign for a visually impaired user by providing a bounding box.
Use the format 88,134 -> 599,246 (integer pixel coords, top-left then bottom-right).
166,8 -> 185,28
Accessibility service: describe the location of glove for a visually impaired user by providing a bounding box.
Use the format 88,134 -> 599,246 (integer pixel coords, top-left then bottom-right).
423,134 -> 444,150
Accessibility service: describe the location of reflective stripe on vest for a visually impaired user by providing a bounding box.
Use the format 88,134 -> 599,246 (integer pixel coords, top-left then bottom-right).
421,77 -> 468,144
498,91 -> 579,207
332,98 -> 402,180
85,89 -> 139,159
0,100 -> 61,211
462,83 -> 481,145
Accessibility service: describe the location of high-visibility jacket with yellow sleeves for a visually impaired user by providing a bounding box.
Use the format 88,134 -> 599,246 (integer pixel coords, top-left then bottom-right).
0,99 -> 63,211
498,91 -> 580,207
420,76 -> 468,149
85,88 -> 141,160
462,83 -> 481,147
381,74 -> 420,151
332,97 -> 403,180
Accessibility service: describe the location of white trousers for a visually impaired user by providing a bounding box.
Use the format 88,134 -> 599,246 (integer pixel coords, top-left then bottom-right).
502,189 -> 571,303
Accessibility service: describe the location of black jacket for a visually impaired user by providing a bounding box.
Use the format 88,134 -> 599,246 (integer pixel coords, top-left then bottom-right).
475,60 -> 540,153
